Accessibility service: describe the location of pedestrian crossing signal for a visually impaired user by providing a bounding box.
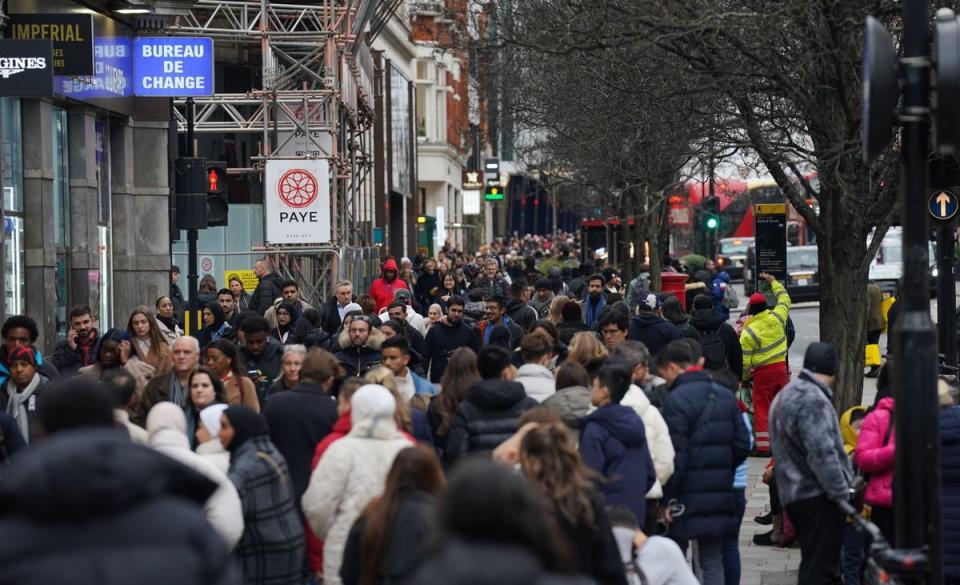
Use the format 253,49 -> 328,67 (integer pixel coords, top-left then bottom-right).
485,185 -> 504,201
206,162 -> 229,226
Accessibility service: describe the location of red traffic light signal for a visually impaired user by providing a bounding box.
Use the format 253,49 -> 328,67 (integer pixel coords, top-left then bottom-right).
206,162 -> 229,226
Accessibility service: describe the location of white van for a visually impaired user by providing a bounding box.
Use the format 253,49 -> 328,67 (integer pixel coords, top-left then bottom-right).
868,227 -> 936,294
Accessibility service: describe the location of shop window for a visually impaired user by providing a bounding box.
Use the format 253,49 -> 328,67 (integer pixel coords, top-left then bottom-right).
1,98 -> 23,315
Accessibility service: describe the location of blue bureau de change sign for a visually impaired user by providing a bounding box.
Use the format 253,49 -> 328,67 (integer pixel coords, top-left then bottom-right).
133,37 -> 213,97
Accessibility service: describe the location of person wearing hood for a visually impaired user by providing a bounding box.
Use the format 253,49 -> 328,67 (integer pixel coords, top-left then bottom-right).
529,277 -> 556,320
579,364 -> 656,526
369,258 -> 410,313
197,403 -> 231,473
655,340 -> 750,585
269,301 -> 298,344
382,300 -> 427,357
769,342 -> 852,585
840,405 -> 867,585
628,292 -> 682,359
0,387 -> 239,585
221,405 -> 305,585
196,301 -> 237,348
302,384 -> 414,585
709,270 -> 734,320
855,394 -> 897,544
680,294 -> 743,380
147,402 -> 244,550
740,272 -> 792,455
376,289 -> 427,336
250,258 -> 285,315
443,345 -> 539,467
334,314 -> 385,377
506,278 -> 538,332
79,328 -> 155,395
515,331 -> 557,403
1,347 -> 51,443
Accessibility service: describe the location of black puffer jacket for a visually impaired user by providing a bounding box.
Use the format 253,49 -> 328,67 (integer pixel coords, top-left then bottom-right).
628,312 -> 682,358
506,299 -> 537,332
0,429 -> 239,585
680,308 -> 743,380
250,272 -> 284,315
443,379 -> 538,467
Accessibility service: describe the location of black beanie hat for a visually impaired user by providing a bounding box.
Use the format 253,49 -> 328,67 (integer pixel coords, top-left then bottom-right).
534,277 -> 552,291
803,342 -> 837,376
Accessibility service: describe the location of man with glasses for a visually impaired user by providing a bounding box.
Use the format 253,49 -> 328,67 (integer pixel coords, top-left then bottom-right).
599,311 -> 630,351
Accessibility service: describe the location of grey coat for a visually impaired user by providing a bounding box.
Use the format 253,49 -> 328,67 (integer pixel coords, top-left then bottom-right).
228,436 -> 305,585
542,386 -> 592,442
769,370 -> 852,506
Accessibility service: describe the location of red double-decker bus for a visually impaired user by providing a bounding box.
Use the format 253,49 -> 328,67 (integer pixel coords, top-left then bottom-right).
668,177 -> 817,257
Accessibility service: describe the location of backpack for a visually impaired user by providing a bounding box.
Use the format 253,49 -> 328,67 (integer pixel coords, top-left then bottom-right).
722,282 -> 740,309
698,326 -> 727,370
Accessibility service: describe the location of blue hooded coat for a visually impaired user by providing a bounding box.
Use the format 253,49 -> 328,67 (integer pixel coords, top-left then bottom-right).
579,403 -> 656,523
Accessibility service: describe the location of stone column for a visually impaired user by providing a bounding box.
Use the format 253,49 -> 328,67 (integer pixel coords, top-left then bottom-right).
21,99 -> 58,354
67,107 -> 102,317
111,119 -> 170,323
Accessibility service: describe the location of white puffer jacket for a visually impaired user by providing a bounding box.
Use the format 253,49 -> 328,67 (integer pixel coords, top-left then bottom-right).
301,416 -> 413,585
146,407 -> 244,550
622,384 -> 675,499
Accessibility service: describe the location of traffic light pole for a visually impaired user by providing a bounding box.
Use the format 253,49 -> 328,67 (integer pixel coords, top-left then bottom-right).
186,97 -> 199,333
896,1 -> 942,582
937,225 -> 957,367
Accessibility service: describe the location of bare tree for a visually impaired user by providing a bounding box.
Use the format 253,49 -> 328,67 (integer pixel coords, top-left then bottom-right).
491,0 -> 904,409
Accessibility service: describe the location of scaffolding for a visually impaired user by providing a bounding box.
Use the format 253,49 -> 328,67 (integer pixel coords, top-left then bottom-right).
163,0 -> 391,303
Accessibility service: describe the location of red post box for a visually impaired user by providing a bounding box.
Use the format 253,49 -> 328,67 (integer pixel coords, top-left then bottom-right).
660,272 -> 690,311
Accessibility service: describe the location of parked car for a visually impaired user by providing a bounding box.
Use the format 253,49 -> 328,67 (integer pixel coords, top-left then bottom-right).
716,237 -> 754,281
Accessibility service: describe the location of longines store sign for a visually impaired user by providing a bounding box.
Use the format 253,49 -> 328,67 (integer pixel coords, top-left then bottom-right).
0,39 -> 54,97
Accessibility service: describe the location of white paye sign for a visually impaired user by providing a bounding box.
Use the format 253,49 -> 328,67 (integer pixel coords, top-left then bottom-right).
264,159 -> 331,244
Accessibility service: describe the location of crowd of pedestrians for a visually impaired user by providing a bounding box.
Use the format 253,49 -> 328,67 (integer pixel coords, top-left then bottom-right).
0,236 -> 956,585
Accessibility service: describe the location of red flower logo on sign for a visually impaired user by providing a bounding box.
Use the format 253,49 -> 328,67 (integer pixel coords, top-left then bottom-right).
278,169 -> 318,208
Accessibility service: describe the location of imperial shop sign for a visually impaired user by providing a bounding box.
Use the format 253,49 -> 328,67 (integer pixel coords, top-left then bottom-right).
6,14 -> 94,76
264,160 -> 331,244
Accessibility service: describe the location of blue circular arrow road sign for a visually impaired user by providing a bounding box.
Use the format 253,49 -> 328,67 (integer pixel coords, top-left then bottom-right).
929,190 -> 960,221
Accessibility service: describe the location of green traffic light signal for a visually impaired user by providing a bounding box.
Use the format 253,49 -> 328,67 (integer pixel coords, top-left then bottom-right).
706,216 -> 719,229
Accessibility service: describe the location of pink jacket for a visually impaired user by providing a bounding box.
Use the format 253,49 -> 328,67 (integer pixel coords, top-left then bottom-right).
855,397 -> 896,507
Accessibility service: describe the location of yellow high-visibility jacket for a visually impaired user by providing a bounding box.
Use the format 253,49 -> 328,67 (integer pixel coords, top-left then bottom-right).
741,280 -> 792,381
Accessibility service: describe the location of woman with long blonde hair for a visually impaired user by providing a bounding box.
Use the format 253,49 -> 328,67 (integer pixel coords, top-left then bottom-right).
547,295 -> 568,325
567,331 -> 608,377
520,422 -> 626,584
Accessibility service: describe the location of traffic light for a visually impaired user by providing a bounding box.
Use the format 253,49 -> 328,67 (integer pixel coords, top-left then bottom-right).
703,196 -> 720,231
206,161 -> 228,227
484,157 -> 503,201
174,156 -> 208,230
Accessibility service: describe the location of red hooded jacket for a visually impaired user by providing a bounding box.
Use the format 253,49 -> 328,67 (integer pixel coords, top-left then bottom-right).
369,259 -> 409,312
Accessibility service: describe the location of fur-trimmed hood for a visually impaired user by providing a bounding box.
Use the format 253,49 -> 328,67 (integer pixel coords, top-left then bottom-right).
337,324 -> 386,352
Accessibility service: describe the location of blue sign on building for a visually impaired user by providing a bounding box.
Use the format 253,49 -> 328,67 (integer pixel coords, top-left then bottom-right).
57,37 -> 133,100
133,37 -> 213,97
